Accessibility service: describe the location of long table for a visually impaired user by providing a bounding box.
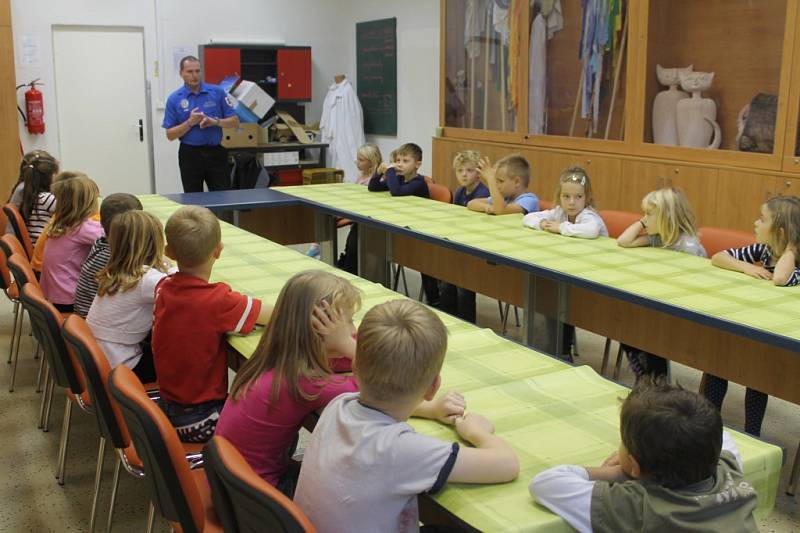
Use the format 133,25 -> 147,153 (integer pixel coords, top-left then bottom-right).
168,184 -> 800,407
146,194 -> 782,532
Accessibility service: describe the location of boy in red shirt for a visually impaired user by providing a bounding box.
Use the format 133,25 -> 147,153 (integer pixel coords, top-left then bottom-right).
153,205 -> 272,442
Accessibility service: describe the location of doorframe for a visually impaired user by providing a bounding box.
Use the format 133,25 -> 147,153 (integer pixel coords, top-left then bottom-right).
51,24 -> 155,193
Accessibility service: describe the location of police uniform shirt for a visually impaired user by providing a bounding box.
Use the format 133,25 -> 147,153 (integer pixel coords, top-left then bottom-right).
162,82 -> 236,146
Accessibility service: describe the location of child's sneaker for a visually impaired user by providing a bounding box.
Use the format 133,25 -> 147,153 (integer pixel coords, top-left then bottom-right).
306,243 -> 320,258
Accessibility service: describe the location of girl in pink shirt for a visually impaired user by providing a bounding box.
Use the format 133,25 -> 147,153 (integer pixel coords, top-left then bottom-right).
215,270 -> 360,496
40,174 -> 103,313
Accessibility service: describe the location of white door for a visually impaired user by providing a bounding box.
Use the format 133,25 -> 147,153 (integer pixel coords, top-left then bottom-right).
52,26 -> 152,194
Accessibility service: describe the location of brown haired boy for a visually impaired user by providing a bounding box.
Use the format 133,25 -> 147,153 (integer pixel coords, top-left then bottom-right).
468,153 -> 540,215
531,379 -> 758,532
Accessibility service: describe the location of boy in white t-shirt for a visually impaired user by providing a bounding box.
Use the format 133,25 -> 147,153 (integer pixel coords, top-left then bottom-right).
294,299 -> 519,533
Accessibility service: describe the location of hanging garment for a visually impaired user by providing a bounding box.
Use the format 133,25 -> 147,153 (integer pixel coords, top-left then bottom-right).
320,79 -> 365,183
465,0 -> 487,60
528,13 -> 547,134
544,0 -> 564,39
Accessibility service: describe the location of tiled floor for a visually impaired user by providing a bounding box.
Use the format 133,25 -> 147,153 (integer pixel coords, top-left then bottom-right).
0,257 -> 797,531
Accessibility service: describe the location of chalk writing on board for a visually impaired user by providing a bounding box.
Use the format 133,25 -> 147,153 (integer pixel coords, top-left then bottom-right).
356,18 -> 397,136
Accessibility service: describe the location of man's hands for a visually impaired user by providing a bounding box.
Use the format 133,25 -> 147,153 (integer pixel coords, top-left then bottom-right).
187,107 -> 221,129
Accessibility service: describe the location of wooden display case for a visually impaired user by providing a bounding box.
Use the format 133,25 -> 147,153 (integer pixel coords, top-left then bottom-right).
436,0 -> 800,231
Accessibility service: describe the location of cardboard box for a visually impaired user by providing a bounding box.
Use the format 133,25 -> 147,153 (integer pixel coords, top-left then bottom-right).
302,167 -> 344,185
270,110 -> 315,144
221,123 -> 259,148
262,152 -> 300,167
232,80 -> 275,121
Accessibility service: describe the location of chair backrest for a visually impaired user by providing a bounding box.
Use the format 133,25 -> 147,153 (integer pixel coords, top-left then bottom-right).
3,203 -> 33,260
61,314 -> 132,450
538,199 -> 555,210
0,233 -> 27,263
0,237 -> 18,299
18,282 -> 85,395
8,252 -> 40,291
204,437 -> 316,533
109,365 -> 208,533
599,210 -> 642,239
428,183 -> 453,204
698,227 -> 755,257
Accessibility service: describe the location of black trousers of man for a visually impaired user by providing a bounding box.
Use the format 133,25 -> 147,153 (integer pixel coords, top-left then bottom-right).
178,144 -> 231,193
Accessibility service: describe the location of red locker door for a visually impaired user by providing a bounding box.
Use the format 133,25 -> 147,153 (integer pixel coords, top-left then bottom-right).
277,48 -> 311,100
202,48 -> 241,84
278,169 -> 303,186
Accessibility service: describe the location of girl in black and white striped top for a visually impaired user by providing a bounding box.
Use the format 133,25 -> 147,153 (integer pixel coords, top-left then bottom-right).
19,152 -> 59,246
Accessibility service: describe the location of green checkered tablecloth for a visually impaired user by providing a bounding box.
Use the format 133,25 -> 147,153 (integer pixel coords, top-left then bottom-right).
277,183 -> 800,342
142,194 -> 781,531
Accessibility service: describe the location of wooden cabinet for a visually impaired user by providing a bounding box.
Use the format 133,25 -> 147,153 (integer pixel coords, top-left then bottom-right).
201,48 -> 241,84
436,0 -> 800,229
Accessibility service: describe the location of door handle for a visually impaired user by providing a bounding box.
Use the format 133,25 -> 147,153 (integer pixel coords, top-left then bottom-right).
138,119 -> 143,142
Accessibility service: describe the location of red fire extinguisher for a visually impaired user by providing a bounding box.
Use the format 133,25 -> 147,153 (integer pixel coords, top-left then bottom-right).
25,80 -> 45,135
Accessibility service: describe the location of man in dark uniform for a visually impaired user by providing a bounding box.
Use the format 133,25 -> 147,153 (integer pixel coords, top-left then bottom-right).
163,56 -> 239,192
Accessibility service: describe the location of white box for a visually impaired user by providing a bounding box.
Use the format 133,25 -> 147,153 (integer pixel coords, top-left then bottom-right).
232,80 -> 275,120
262,152 -> 299,167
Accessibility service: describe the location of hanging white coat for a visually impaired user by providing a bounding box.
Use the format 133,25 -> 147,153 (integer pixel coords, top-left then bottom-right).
320,79 -> 365,183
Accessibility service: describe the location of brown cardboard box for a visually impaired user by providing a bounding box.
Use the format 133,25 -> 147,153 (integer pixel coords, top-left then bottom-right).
221,123 -> 259,148
269,111 -> 317,144
302,168 -> 344,185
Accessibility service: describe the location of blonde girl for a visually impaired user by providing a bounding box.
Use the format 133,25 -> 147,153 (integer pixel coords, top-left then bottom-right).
616,188 -> 706,380
705,195 -> 800,436
86,210 -> 171,382
354,143 -> 383,185
523,166 -> 608,238
40,174 -> 103,313
617,187 -> 706,256
215,270 -> 362,495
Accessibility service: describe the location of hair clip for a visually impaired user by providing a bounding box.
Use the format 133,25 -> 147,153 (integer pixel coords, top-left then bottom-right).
561,172 -> 586,186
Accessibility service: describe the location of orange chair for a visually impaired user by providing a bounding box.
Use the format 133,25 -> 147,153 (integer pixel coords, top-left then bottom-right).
204,436 -> 316,533
597,210 -> 644,377
109,365 -> 222,533
3,203 -> 34,260
698,227 -> 754,257
17,281 -> 91,486
538,199 -> 555,210
599,210 -> 642,239
62,315 -> 202,532
0,235 -> 23,389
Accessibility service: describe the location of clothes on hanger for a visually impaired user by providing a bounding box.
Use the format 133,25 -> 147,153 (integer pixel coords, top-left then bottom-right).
319,78 -> 365,183
529,12 -> 547,134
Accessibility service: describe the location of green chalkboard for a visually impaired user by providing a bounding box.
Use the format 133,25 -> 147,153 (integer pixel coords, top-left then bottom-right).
356,18 -> 397,135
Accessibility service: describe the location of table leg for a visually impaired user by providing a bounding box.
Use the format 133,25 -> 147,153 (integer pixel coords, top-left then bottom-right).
314,211 -> 337,265
524,274 -> 570,359
358,224 -> 392,288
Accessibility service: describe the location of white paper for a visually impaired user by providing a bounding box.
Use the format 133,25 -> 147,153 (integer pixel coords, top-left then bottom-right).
19,35 -> 41,66
172,46 -> 195,73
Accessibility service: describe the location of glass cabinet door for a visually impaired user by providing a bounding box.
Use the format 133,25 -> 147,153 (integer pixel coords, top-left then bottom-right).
444,0 -> 518,132
643,0 -> 788,154
527,0 -> 629,141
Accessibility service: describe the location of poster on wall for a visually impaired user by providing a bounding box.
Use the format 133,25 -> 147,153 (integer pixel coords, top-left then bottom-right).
356,17 -> 397,136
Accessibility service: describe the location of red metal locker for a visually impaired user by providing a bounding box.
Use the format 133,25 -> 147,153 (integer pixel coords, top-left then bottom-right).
202,47 -> 241,84
278,169 -> 303,186
277,48 -> 311,100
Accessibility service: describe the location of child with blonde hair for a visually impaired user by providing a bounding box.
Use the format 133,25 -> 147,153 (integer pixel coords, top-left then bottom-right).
40,174 -> 103,313
354,142 -> 383,185
295,299 -> 518,532
705,195 -> 800,436
440,150 -> 488,323
86,210 -> 172,382
617,188 -> 706,378
215,270 -> 361,495
330,143 -> 384,270
523,166 -> 608,238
